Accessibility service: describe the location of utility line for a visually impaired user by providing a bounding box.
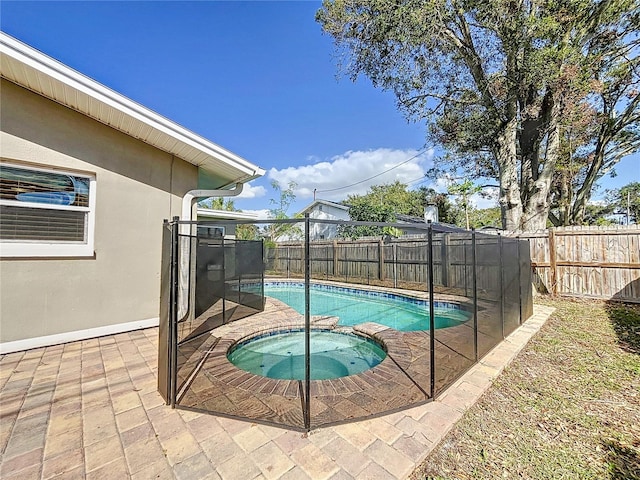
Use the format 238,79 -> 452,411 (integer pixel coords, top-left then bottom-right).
315,149 -> 428,193
406,174 -> 430,187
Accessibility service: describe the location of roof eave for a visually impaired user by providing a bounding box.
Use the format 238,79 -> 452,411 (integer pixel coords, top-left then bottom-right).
0,32 -> 265,183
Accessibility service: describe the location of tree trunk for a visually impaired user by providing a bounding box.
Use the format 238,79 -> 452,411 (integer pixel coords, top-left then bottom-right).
522,101 -> 561,231
522,180 -> 553,230
519,116 -> 544,210
494,117 -> 522,231
558,174 -> 572,226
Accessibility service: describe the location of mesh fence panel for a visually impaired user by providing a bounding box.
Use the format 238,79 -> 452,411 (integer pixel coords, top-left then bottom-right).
157,222 -> 173,404
433,232 -> 476,396
223,240 -> 265,319
502,237 -> 522,336
194,239 -> 225,321
174,234 -> 279,425
519,239 -> 534,321
305,225 -> 431,428
475,234 -> 504,358
175,234 -> 202,398
394,241 -> 429,289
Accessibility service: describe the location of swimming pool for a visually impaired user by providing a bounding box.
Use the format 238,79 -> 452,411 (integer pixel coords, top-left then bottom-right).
227,329 -> 387,380
263,282 -> 470,331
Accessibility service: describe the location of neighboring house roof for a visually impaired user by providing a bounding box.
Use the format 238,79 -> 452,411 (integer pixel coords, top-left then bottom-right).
197,208 -> 258,220
0,32 -> 265,186
297,203 -> 466,232
395,213 -> 424,224
298,199 -> 350,214
394,214 -> 466,233
476,225 -> 503,234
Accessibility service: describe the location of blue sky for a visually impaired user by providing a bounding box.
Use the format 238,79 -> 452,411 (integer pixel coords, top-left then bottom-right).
1,1 -> 637,217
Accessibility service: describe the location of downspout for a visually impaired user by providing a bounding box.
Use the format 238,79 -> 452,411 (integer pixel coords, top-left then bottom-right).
177,182 -> 244,322
180,183 -> 244,234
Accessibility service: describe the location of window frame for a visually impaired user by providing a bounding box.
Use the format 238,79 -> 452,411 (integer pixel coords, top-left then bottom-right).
0,161 -> 97,258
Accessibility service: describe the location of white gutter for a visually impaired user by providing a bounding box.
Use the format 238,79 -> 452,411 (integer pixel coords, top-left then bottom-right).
180,183 -> 244,234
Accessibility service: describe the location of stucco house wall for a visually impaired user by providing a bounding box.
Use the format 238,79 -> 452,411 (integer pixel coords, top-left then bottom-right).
0,79 -> 199,349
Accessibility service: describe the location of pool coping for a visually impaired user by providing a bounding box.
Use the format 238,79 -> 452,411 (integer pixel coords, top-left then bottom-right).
262,276 -> 476,305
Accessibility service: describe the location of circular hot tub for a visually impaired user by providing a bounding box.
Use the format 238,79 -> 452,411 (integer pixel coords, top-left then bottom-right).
227,329 -> 387,380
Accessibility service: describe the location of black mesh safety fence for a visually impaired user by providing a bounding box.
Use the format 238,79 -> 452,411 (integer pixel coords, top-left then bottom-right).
157,221 -> 174,405
159,217 -> 534,431
519,239 -> 534,321
433,231 -> 476,397
174,233 -> 206,398
474,233 -> 504,358
224,239 -> 265,317
304,221 -> 433,428
502,237 -> 522,337
158,220 -> 267,416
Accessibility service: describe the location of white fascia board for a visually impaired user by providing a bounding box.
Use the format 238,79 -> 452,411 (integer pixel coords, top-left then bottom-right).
0,33 -> 265,182
299,200 -> 350,215
197,208 -> 259,220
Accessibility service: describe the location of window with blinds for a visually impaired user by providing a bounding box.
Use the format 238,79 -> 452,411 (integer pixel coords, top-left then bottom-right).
0,162 -> 95,256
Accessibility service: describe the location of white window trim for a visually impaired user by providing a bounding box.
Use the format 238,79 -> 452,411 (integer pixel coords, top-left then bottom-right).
0,162 -> 97,258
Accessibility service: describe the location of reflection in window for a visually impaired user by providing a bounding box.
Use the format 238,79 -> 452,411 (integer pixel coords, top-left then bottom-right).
0,165 -> 90,207
0,163 -> 93,243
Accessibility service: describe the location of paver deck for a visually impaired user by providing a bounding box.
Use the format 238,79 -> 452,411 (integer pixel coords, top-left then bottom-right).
0,305 -> 554,479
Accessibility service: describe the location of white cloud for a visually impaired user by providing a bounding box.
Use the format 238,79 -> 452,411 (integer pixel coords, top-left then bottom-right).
430,175 -> 455,193
236,182 -> 267,199
267,148 -> 434,202
472,187 -> 499,209
425,177 -> 499,210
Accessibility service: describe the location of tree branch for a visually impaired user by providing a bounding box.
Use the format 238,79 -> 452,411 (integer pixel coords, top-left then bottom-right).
401,92 -> 480,108
548,210 -> 562,227
440,3 -> 500,119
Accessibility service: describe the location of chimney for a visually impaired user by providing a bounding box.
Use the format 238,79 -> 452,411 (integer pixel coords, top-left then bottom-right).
424,204 -> 438,223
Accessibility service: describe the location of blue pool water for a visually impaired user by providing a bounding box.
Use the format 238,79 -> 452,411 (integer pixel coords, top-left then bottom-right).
228,330 -> 386,380
264,283 -> 470,332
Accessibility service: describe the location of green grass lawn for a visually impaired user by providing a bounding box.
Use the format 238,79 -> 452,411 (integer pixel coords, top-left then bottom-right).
411,297 -> 640,480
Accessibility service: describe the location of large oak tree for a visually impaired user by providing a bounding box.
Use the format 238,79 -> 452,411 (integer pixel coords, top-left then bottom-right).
317,0 -> 639,230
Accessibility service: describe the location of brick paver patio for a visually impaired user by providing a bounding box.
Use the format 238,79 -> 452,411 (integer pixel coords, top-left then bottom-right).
0,305 -> 554,479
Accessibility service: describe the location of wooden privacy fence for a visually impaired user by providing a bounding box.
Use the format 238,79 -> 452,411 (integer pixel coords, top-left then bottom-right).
266,225 -> 640,303
267,237 -> 456,290
265,233 -> 525,302
505,225 -> 640,303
